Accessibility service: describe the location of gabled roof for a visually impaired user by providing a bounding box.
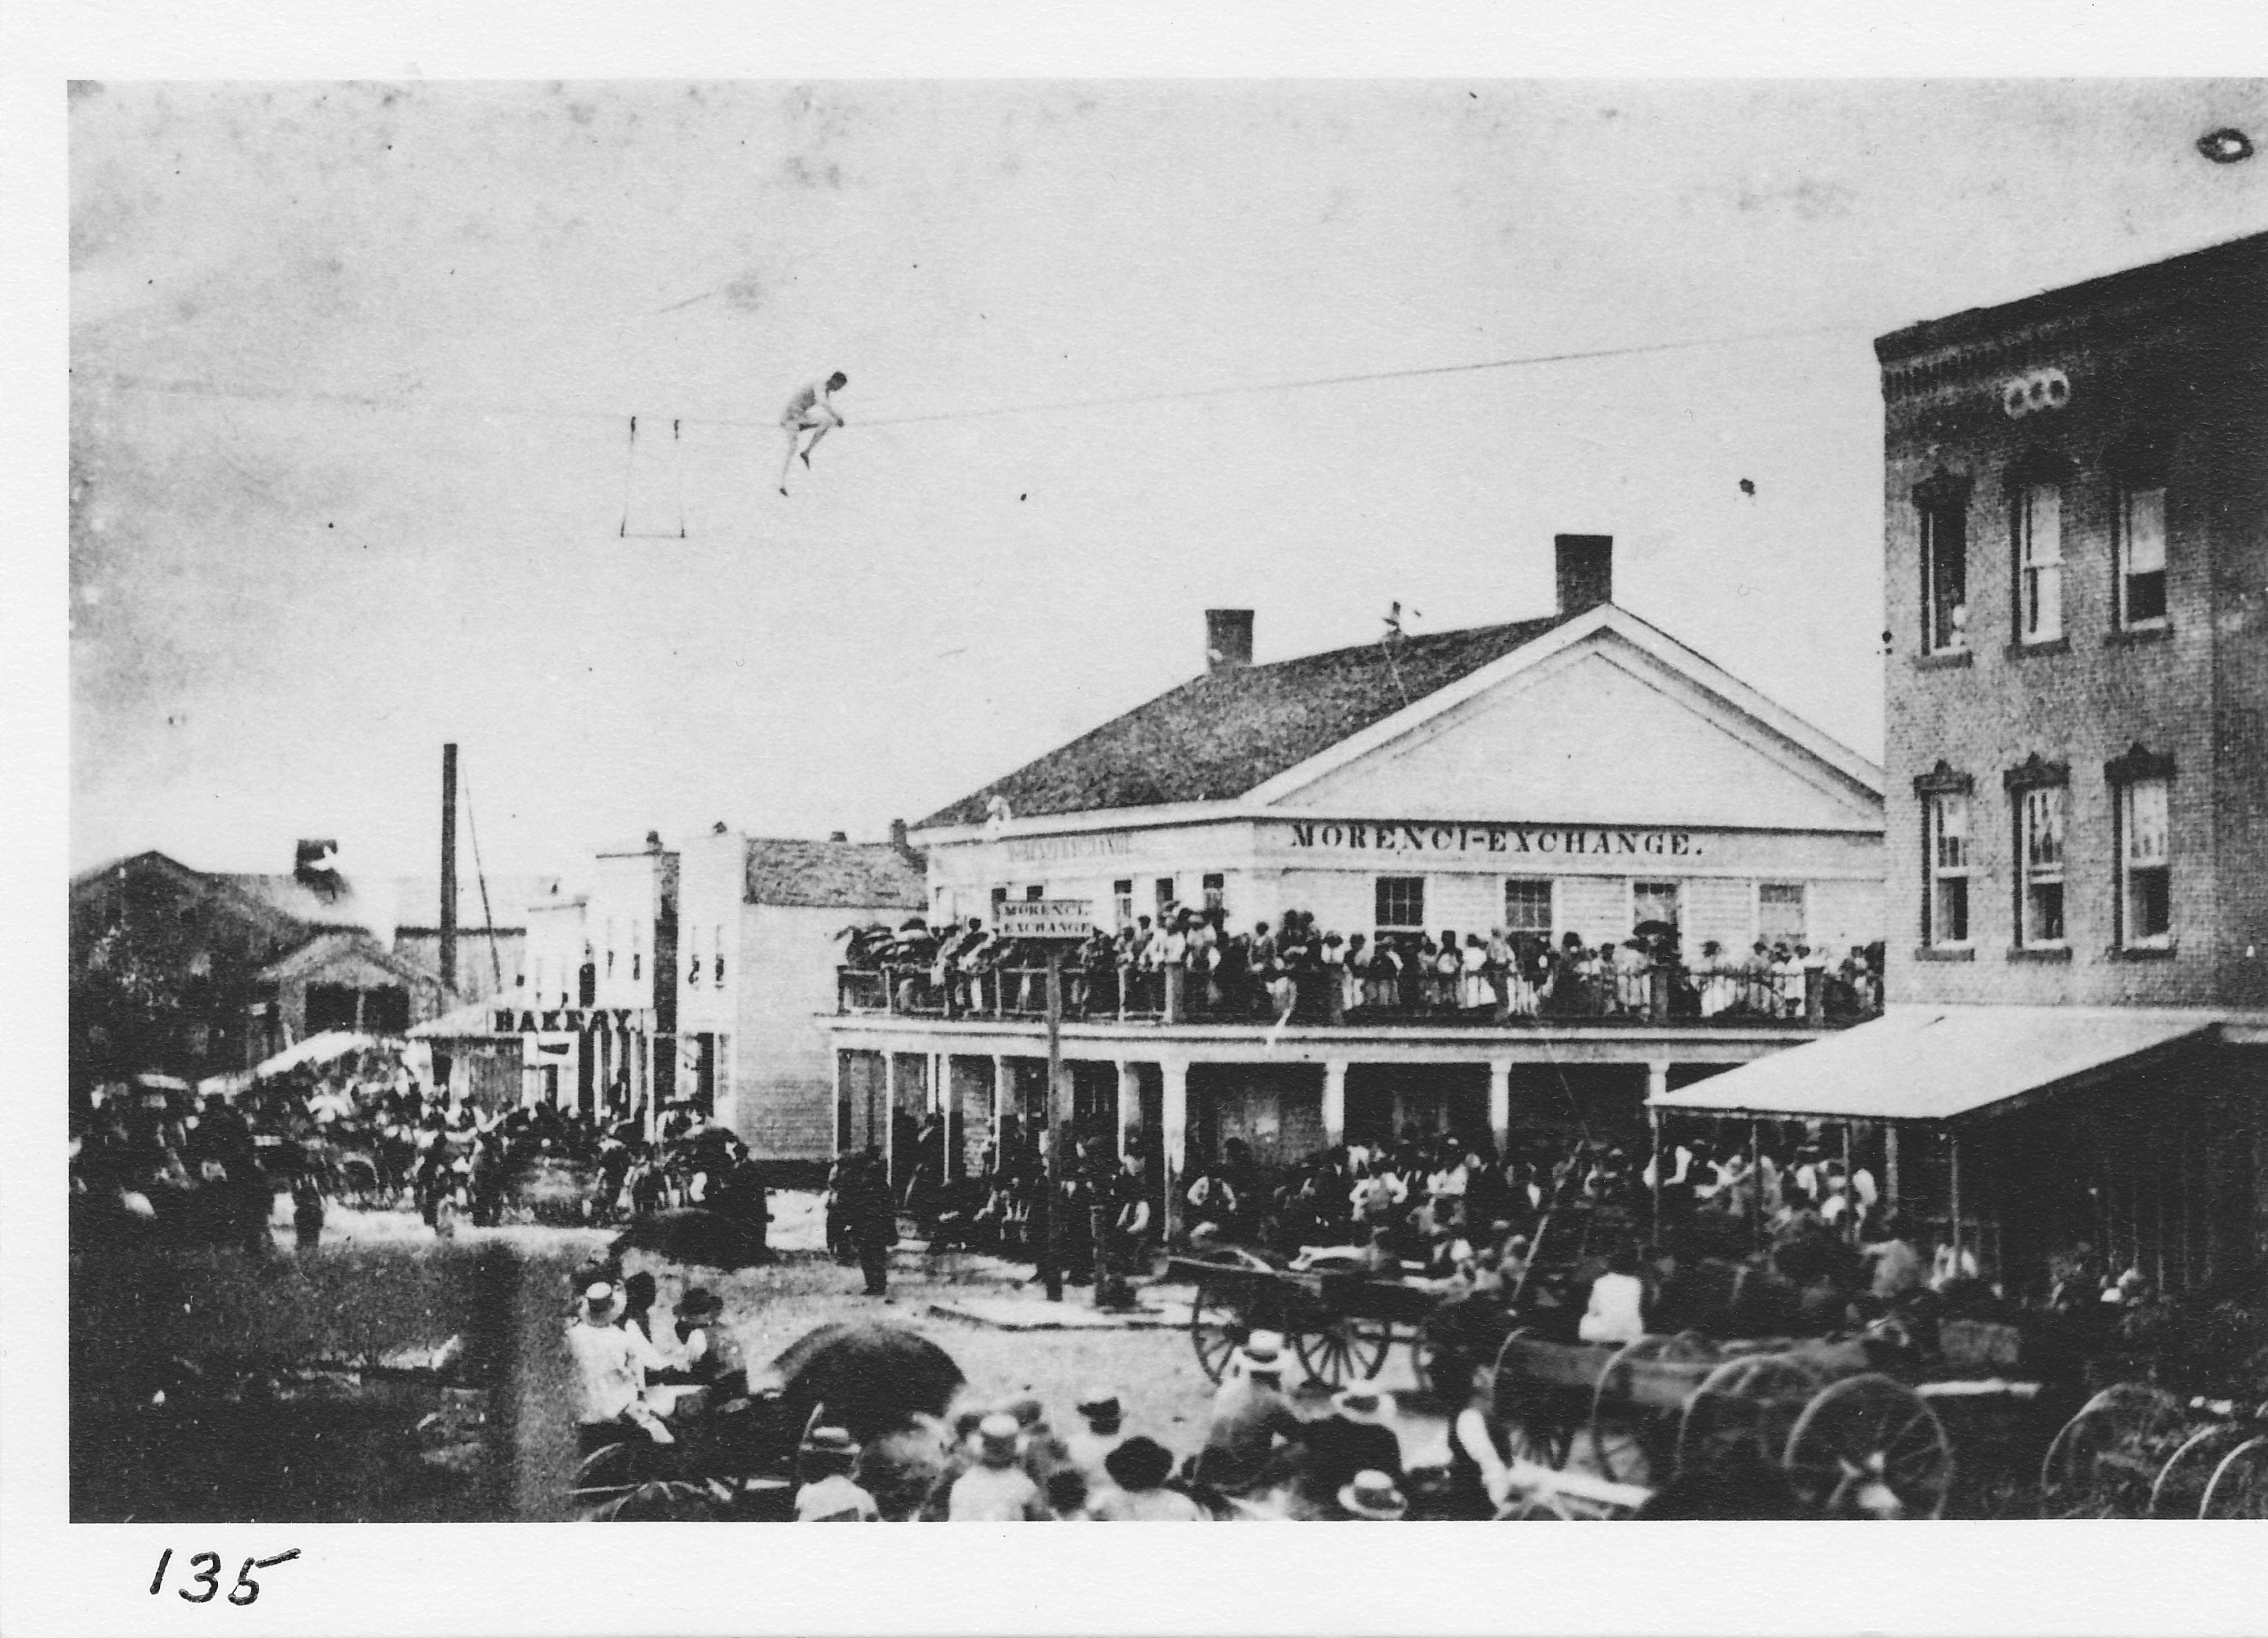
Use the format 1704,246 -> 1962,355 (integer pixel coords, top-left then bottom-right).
254,929 -> 439,989
744,838 -> 927,910
919,613 -> 1571,828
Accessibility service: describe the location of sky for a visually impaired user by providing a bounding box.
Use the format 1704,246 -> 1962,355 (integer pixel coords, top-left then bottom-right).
68,78 -> 2268,885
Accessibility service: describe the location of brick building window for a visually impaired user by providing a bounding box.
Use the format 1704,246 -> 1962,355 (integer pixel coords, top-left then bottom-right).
1929,796 -> 1972,944
2118,780 -> 2172,947
713,922 -> 727,986
1758,882 -> 1807,945
2005,755 -> 2072,948
2117,483 -> 2168,628
1113,879 -> 1135,930
1154,877 -> 1176,912
1202,872 -> 1226,914
1915,760 -> 1976,948
2107,743 -> 2177,951
1375,876 -> 1425,934
2013,481 -> 2064,644
1502,878 -> 1552,935
1915,469 -> 1972,655
1024,884 -> 1046,901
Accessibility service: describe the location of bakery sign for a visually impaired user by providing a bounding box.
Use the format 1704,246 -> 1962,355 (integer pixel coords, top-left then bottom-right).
490,1006 -> 654,1034
1284,821 -> 1700,858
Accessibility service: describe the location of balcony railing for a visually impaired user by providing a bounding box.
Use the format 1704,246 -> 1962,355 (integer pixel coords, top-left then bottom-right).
836,960 -> 1881,1029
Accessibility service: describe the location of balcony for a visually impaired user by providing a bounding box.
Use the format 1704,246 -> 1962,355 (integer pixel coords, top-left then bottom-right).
835,960 -> 1880,1031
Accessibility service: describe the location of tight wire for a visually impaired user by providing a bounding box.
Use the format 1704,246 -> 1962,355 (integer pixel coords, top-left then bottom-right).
83,319 -> 1869,437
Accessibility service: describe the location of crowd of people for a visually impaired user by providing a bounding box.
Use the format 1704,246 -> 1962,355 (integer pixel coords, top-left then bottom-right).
840,909 -> 1884,1025
70,1047 -> 770,1252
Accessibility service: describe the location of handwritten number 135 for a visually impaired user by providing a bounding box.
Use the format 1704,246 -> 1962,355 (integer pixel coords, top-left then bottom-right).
149,1547 -> 300,1605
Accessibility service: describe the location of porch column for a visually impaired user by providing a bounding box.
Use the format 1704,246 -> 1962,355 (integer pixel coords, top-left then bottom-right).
830,1047 -> 844,1155
1645,1059 -> 1671,1108
1160,1059 -> 1190,1242
1322,1059 -> 1349,1147
1115,1060 -> 1141,1151
1487,1058 -> 1513,1153
884,1052 -> 898,1181
992,1055 -> 1014,1156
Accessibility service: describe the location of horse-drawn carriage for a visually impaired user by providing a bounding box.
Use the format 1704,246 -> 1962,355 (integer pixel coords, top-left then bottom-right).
1166,1239 -> 2264,1518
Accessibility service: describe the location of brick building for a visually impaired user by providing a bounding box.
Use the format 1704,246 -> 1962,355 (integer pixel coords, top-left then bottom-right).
1659,232 -> 2268,1296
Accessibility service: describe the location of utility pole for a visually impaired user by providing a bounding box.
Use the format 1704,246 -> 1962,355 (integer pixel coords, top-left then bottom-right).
439,743 -> 458,994
1042,948 -> 1065,1302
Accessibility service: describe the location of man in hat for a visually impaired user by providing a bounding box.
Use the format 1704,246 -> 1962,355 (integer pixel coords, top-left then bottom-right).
566,1274 -> 674,1456
947,1414 -> 1047,1520
842,1149 -> 897,1297
669,1286 -> 746,1400
1194,1331 -> 1302,1496
1330,1468 -> 1410,1521
1295,1387 -> 1405,1514
1087,1435 -> 1205,1520
794,1426 -> 880,1522
1063,1388 -> 1128,1491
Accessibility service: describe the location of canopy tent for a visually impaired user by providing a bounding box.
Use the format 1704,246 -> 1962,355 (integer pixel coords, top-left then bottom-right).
251,1029 -> 388,1081
1648,1005 -> 2221,1124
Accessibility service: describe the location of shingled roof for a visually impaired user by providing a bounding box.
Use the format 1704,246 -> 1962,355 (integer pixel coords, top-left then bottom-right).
744,838 -> 928,910
919,613 -> 1572,829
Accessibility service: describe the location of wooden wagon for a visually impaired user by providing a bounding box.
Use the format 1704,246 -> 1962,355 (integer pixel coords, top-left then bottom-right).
1486,1327 -> 2051,1518
1168,1250 -> 1461,1390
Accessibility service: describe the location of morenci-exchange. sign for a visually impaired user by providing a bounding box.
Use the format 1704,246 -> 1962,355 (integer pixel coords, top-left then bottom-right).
993,899 -> 1097,940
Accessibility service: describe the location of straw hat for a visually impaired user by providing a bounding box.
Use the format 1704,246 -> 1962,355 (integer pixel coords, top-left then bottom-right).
1336,1470 -> 1408,1520
577,1280 -> 624,1324
975,1412 -> 1022,1465
1236,1330 -> 1285,1375
1331,1387 -> 1394,1425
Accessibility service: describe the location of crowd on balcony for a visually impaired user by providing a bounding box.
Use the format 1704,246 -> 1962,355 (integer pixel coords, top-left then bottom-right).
838,907 -> 1883,1024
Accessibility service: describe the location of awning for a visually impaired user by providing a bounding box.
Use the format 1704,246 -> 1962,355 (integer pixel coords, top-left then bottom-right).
251,1030 -> 387,1079
1649,1005 -> 2221,1124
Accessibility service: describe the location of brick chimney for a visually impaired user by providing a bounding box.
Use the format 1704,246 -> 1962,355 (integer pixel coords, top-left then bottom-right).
1205,609 -> 1254,674
1554,534 -> 1613,616
888,818 -> 911,853
829,830 -> 849,842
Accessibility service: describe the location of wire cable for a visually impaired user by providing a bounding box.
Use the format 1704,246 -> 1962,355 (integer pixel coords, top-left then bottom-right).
82,318 -> 1870,437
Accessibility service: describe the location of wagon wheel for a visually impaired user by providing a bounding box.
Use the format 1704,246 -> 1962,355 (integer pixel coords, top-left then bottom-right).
2148,1422 -> 2247,1518
571,1435 -> 686,1505
1783,1372 -> 1952,1519
1586,1334 -> 1706,1487
1674,1353 -> 1820,1482
1408,1313 -> 1444,1398
1492,1328 -> 1578,1469
1188,1262 -> 1272,1383
1292,1315 -> 1367,1389
2199,1436 -> 2268,1519
2037,1383 -> 2186,1519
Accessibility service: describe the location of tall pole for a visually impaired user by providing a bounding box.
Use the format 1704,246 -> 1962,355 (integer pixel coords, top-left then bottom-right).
439,743 -> 459,994
1042,949 -> 1065,1302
